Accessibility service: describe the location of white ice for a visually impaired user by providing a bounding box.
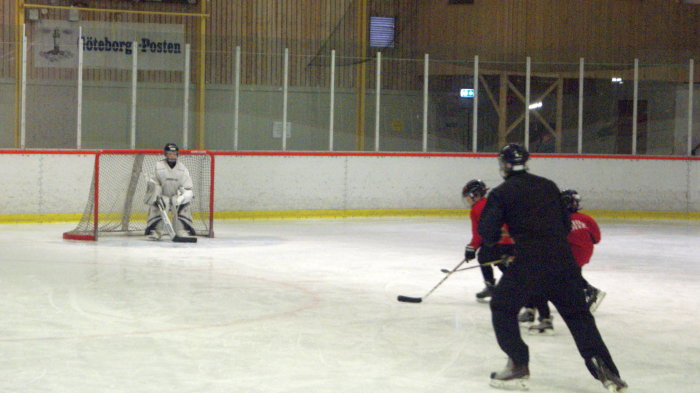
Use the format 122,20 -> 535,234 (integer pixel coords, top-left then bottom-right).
0,218 -> 699,393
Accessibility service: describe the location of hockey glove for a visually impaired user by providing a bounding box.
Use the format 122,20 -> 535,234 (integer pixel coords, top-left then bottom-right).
464,245 -> 477,261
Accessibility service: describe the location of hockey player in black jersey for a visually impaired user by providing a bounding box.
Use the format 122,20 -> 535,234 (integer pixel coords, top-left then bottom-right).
477,143 -> 628,392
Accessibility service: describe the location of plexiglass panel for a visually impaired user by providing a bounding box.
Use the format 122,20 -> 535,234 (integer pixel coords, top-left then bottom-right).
0,34 -> 16,148
237,50 -> 285,151
637,62 -> 689,156
25,22 -> 79,149
529,61 -> 581,153
285,48 -> 334,151
427,58 -> 474,152
581,62 -> 634,154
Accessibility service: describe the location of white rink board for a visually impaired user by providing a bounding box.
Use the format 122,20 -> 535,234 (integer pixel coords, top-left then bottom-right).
215,155 -> 348,211
691,161 -> 700,211
0,153 -> 698,215
343,156 -> 496,210
0,154 -> 93,215
528,157 -> 694,211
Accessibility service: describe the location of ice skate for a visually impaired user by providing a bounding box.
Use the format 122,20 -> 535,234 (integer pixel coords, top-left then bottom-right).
590,356 -> 628,393
147,224 -> 163,241
489,357 -> 529,391
528,316 -> 554,335
476,282 -> 495,303
148,229 -> 162,240
518,308 -> 535,326
586,286 -> 606,313
173,214 -> 196,241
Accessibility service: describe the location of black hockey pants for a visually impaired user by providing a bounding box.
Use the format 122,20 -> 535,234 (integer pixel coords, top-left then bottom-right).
489,253 -> 619,379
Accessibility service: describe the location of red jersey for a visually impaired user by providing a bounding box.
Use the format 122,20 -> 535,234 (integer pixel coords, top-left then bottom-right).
468,197 -> 513,248
568,211 -> 601,267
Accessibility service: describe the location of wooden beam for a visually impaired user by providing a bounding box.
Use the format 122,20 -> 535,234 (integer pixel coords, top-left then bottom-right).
506,112 -> 525,136
23,3 -> 209,17
506,77 -> 559,144
479,74 -> 501,117
506,78 -> 558,107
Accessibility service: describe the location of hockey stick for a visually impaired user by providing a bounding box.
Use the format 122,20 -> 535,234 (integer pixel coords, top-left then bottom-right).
157,199 -> 197,243
397,256 -> 515,304
397,259 -> 468,303
439,258 -> 508,274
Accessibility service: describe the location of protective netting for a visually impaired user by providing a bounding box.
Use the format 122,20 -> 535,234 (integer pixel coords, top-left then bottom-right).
64,151 -> 214,240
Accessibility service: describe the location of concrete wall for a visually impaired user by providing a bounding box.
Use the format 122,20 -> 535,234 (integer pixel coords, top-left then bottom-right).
0,152 -> 698,218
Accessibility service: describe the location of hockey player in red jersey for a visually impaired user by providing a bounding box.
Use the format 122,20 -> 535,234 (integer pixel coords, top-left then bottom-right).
523,189 -> 607,335
463,179 -> 514,303
562,189 -> 606,312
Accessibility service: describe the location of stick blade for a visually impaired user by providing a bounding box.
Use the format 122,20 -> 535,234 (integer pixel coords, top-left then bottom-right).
397,295 -> 422,303
173,236 -> 197,243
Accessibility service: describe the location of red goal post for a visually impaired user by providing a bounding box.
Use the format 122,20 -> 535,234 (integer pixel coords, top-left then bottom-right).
63,149 -> 215,241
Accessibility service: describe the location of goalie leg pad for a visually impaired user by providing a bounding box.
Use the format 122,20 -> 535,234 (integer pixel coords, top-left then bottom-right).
145,205 -> 163,235
174,203 -> 196,236
175,203 -> 196,236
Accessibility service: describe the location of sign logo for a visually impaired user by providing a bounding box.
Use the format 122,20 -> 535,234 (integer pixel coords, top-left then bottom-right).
33,20 -> 185,71
38,27 -> 74,63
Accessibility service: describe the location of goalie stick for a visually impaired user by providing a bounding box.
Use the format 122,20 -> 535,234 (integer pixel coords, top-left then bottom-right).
397,256 -> 513,303
156,199 -> 197,243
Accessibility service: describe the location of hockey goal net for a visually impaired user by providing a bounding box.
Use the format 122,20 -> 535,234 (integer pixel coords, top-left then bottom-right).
64,150 -> 215,241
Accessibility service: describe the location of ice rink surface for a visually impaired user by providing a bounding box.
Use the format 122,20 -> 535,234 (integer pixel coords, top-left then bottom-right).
1,217 -> 698,393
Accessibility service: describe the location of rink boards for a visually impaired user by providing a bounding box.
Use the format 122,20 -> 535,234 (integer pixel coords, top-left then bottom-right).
0,151 -> 699,223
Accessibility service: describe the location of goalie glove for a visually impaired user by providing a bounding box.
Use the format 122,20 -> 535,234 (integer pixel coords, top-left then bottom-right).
464,245 -> 477,261
175,188 -> 194,207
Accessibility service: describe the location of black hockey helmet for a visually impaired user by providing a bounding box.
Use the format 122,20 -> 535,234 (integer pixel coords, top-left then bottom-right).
164,143 -> 179,154
498,143 -> 529,178
462,179 -> 488,199
164,143 -> 179,162
561,189 -> 581,212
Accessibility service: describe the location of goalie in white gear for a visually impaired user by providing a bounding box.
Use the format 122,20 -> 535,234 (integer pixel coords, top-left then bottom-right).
144,143 -> 196,239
